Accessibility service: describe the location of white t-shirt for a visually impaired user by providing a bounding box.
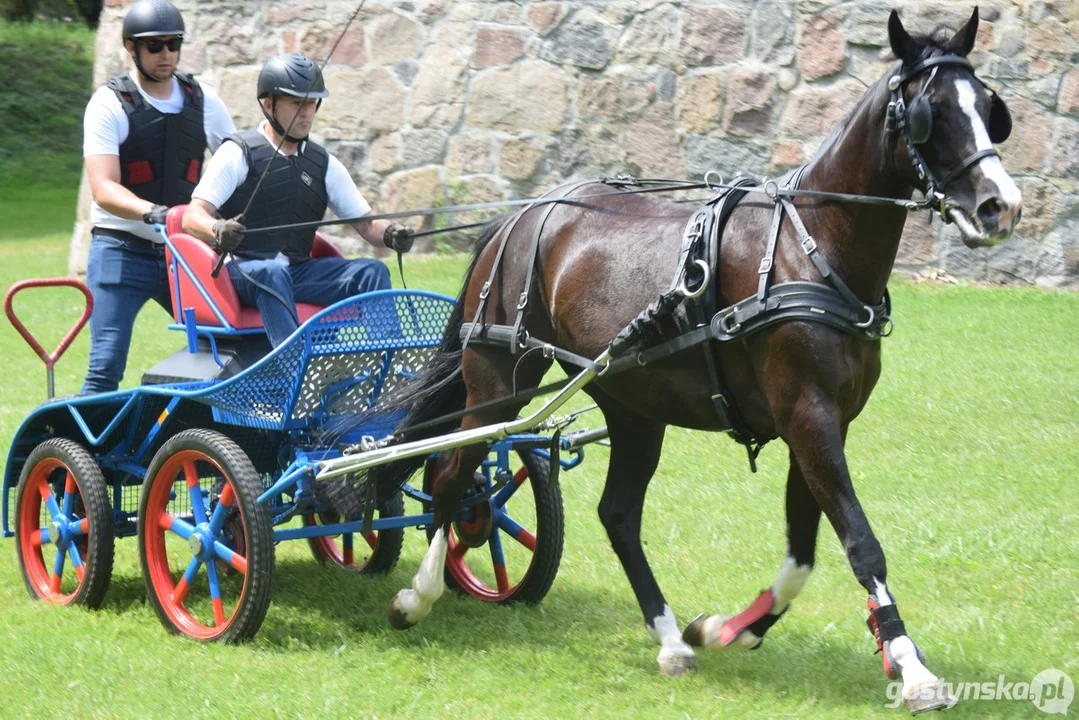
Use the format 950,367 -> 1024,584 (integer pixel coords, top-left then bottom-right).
192,122 -> 372,265
84,71 -> 236,242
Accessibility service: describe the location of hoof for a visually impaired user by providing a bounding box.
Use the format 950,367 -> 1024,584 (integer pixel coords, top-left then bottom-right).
658,649 -> 698,678
682,614 -> 761,650
388,592 -> 417,630
904,681 -> 958,715
682,614 -> 713,648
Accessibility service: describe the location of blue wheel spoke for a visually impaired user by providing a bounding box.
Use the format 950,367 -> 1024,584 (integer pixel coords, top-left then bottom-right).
496,511 -> 537,552
187,483 -> 208,526
207,498 -> 232,535
44,493 -> 63,523
68,542 -> 84,569
61,474 -> 75,517
492,468 -> 529,509
205,557 -> 222,602
167,516 -> 197,541
182,555 -> 202,588
52,546 -> 66,578
488,526 -> 507,567
496,511 -> 525,537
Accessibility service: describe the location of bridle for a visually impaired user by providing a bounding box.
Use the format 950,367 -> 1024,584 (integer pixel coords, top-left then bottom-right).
886,54 -> 1012,222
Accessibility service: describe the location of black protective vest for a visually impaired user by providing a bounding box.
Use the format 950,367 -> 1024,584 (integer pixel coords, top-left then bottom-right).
218,130 -> 330,262
106,73 -> 207,206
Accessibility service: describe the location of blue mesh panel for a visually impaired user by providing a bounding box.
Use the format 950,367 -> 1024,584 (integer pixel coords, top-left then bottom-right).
196,291 -> 454,434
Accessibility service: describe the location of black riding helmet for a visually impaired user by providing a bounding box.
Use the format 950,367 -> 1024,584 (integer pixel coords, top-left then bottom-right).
257,54 -> 329,143
122,0 -> 185,81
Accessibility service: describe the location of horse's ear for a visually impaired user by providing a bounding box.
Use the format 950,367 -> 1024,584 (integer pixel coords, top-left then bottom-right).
888,10 -> 921,63
947,7 -> 979,56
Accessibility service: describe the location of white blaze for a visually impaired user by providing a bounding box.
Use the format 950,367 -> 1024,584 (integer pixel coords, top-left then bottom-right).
954,79 -> 1022,211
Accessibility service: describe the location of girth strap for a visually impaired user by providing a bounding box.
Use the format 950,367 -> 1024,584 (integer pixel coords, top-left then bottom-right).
459,322 -> 602,372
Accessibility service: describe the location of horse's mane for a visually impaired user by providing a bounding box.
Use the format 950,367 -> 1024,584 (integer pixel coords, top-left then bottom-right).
810,25 -> 959,162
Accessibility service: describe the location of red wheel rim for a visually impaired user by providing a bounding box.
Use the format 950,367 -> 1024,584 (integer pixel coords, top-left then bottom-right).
302,512 -> 379,570
143,450 -> 249,640
443,466 -> 537,602
17,458 -> 89,605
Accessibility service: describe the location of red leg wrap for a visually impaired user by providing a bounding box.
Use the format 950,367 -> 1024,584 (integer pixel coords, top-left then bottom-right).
719,589 -> 775,648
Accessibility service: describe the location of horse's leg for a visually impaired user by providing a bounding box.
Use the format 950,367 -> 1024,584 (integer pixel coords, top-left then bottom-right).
388,439 -> 491,629
596,406 -> 697,677
388,348 -> 548,629
778,396 -> 955,712
683,450 -> 820,650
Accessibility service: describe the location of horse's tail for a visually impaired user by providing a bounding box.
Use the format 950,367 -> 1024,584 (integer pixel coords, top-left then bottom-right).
318,215 -> 508,518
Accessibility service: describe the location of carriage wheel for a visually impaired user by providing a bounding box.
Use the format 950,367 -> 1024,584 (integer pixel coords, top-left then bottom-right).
424,449 -> 563,604
138,429 -> 274,643
14,439 -> 114,608
303,491 -> 404,573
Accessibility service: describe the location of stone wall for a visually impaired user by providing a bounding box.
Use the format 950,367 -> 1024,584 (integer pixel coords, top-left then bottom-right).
74,0 -> 1079,286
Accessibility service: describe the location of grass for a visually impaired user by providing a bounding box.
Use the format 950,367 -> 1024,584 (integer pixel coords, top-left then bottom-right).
2,18 -> 1073,717
0,223 -> 1076,718
0,19 -> 94,238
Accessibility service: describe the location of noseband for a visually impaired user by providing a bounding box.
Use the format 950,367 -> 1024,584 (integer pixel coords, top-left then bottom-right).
886,54 -> 1012,219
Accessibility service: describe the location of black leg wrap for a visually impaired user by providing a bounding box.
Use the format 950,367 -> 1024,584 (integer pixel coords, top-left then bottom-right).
746,606 -> 787,639
872,603 -> 907,643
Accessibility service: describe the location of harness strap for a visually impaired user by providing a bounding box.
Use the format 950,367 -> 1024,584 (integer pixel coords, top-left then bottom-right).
778,193 -> 878,321
464,180 -> 596,351
459,323 -> 602,372
511,181 -> 591,352
938,148 -> 999,189
462,206 -> 530,348
758,190 -> 785,303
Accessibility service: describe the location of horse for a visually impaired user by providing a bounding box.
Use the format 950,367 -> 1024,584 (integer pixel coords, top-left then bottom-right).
350,8 -> 1021,713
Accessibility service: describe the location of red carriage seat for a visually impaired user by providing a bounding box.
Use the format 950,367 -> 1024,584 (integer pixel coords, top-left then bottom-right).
164,205 -> 343,330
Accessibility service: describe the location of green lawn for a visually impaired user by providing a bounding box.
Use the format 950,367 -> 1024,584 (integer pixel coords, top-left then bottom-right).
0,225 -> 1077,718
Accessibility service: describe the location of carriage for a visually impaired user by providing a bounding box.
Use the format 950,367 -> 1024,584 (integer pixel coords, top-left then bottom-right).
2,207 -> 602,641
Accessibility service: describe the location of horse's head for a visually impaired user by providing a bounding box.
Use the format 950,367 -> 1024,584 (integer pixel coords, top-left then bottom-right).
888,8 -> 1022,248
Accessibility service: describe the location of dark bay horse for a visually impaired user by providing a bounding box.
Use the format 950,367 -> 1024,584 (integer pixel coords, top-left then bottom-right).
371,8 -> 1021,712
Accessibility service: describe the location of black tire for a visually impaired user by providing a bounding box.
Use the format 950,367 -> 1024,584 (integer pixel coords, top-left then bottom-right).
423,448 -> 563,604
138,429 -> 275,643
304,489 -> 405,573
13,438 -> 114,609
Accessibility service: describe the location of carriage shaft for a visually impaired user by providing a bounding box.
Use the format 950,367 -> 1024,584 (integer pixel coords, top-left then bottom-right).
314,350 -> 611,481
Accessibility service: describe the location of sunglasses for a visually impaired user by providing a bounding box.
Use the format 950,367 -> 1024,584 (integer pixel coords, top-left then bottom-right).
142,37 -> 183,54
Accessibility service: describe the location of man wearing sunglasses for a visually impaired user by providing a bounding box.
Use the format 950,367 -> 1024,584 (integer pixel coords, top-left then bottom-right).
81,0 -> 235,394
182,54 -> 415,348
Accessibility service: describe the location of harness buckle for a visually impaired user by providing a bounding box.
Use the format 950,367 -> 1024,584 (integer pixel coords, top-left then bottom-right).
678,259 -> 711,300
801,236 -> 818,255
479,281 -> 491,300
516,292 -> 528,311
854,304 -> 876,330
704,170 -> 725,189
757,257 -> 773,275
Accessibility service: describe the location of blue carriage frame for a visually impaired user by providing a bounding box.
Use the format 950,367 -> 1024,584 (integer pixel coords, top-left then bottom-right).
4,223 -> 589,558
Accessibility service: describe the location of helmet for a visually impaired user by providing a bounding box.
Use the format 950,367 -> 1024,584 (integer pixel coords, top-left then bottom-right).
122,0 -> 185,40
257,54 -> 329,100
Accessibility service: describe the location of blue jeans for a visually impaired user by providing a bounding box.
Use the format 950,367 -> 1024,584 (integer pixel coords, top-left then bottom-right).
82,234 -> 173,394
227,257 -> 391,347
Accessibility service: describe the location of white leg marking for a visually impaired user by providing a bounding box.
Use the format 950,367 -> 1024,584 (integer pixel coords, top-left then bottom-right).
395,527 -> 448,624
955,79 -> 1022,210
649,605 -> 697,675
772,555 -> 812,613
872,576 -> 893,605
872,578 -> 942,699
889,635 -> 941,700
